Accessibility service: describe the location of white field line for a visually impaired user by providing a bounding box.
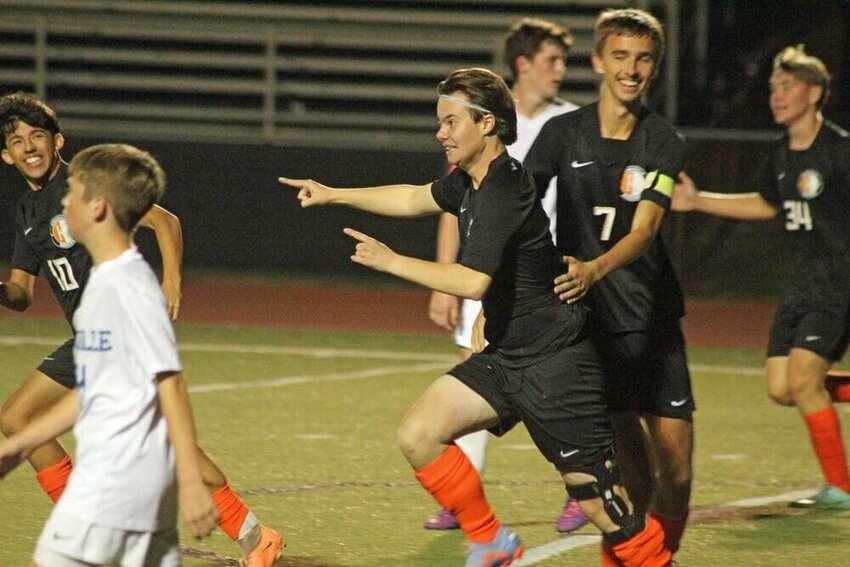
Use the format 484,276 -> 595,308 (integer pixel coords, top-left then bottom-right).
515,489 -> 817,565
188,362 -> 451,394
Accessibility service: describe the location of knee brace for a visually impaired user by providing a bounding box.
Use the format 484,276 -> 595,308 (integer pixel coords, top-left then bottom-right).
568,461 -> 644,546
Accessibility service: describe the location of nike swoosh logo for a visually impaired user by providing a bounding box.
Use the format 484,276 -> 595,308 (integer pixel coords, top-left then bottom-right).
459,207 -> 467,213
560,449 -> 579,458
670,399 -> 688,407
805,335 -> 821,342
24,227 -> 33,235
570,160 -> 594,168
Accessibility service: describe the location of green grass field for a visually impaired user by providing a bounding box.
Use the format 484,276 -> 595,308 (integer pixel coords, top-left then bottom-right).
0,316 -> 848,566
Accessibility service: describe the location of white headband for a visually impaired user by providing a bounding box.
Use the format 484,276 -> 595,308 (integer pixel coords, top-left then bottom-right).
439,94 -> 493,115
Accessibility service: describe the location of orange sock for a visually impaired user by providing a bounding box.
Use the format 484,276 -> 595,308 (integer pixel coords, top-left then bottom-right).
650,510 -> 688,554
826,372 -> 850,403
35,454 -> 72,503
609,515 -> 671,567
804,406 -> 850,492
413,444 -> 499,543
601,542 -> 622,566
212,484 -> 250,540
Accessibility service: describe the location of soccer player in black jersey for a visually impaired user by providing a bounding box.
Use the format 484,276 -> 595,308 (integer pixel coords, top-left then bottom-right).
282,67 -> 670,567
524,8 -> 693,560
0,93 -> 284,566
674,45 -> 850,510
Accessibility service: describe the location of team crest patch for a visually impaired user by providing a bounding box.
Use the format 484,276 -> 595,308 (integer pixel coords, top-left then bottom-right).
619,165 -> 647,202
50,215 -> 76,249
796,169 -> 823,199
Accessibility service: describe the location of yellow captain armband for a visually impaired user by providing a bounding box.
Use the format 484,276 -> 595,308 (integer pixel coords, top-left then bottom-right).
645,171 -> 675,198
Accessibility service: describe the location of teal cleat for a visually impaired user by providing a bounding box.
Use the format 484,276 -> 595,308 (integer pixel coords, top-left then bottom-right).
789,485 -> 850,510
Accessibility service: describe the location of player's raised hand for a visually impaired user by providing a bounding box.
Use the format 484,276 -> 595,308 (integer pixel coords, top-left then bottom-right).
672,171 -> 698,212
279,177 -> 333,207
343,228 -> 395,272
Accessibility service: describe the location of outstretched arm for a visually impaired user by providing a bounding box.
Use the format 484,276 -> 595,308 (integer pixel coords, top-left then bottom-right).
156,371 -> 219,539
0,390 -> 78,479
428,212 -> 461,331
138,205 -> 184,320
555,200 -> 666,303
280,177 -> 443,218
672,171 -> 777,219
344,228 -> 490,300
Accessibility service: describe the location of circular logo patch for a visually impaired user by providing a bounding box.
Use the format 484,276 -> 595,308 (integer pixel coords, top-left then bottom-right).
796,169 -> 823,200
50,215 -> 76,249
619,165 -> 646,202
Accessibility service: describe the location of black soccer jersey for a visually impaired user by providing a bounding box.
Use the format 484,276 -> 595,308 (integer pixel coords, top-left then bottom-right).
431,152 -> 586,362
11,163 -> 91,324
758,120 -> 850,303
525,103 -> 686,332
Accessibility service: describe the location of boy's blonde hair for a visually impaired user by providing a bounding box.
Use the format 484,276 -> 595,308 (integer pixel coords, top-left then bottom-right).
68,144 -> 165,232
773,44 -> 831,109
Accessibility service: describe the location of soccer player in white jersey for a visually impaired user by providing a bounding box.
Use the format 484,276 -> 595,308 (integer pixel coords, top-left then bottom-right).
0,144 -> 218,566
425,17 -> 585,533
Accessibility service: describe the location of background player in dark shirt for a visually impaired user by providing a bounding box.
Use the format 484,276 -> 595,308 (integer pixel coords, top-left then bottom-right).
282,67 -> 670,567
0,93 -> 284,566
674,45 -> 850,510
524,8 -> 693,559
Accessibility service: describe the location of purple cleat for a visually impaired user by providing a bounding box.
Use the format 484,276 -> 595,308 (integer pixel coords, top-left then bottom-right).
424,509 -> 460,530
555,497 -> 589,533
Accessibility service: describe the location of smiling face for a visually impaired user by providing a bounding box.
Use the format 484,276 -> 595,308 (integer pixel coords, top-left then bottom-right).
1,119 -> 64,189
769,68 -> 821,128
435,93 -> 491,170
592,33 -> 657,107
518,40 -> 568,101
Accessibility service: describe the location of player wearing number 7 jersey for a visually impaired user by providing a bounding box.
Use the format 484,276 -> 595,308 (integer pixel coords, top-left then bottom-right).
674,45 -> 850,510
524,9 -> 693,560
0,92 -> 284,565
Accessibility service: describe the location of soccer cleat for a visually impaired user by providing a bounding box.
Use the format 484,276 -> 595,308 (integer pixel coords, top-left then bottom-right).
555,497 -> 589,533
789,485 -> 850,510
465,526 -> 524,567
424,509 -> 460,530
240,526 -> 284,567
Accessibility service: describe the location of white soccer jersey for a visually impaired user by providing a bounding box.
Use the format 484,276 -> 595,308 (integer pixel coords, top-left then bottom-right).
58,247 -> 182,532
455,99 -> 577,349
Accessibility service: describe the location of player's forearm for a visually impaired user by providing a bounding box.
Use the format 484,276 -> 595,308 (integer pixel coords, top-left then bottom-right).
692,192 -> 777,220
387,256 -> 490,300
328,184 -> 435,217
157,372 -> 205,486
590,226 -> 654,281
141,205 -> 184,285
435,212 -> 460,263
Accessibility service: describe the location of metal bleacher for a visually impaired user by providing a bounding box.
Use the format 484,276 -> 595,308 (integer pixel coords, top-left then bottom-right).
1,0 -> 646,151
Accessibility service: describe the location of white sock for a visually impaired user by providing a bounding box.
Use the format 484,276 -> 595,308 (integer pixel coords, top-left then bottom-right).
455,430 -> 489,476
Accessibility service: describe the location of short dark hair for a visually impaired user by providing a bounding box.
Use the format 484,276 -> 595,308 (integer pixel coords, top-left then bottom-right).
593,8 -> 665,62
773,44 -> 831,109
503,18 -> 573,79
68,144 -> 166,232
0,92 -> 61,147
438,68 -> 517,145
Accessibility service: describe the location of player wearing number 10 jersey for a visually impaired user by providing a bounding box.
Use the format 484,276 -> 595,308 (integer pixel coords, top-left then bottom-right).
0,92 -> 285,565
